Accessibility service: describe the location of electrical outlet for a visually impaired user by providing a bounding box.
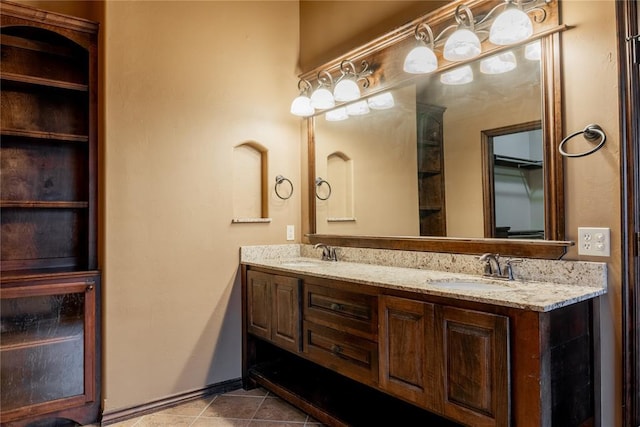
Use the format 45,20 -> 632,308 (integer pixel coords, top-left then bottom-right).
578,227 -> 610,256
286,225 -> 295,241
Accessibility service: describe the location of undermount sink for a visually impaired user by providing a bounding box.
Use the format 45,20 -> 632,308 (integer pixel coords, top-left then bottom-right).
279,260 -> 323,268
429,281 -> 513,292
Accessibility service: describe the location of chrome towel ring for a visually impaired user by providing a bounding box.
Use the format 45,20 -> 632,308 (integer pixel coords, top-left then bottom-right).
274,175 -> 293,200
315,177 -> 332,200
559,124 -> 606,158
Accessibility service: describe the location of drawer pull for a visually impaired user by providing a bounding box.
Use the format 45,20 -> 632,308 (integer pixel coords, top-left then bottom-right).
330,303 -> 343,311
331,344 -> 343,354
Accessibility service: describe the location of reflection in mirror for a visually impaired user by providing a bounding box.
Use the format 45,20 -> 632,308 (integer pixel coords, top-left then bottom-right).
482,121 -> 543,239
315,43 -> 544,239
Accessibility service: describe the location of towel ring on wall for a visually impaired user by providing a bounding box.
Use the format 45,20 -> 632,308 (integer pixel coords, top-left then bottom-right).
274,175 -> 293,200
558,124 -> 606,158
315,177 -> 332,201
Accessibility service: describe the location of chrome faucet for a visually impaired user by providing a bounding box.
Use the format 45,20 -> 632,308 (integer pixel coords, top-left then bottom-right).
314,243 -> 338,261
478,253 -> 521,280
479,253 -> 502,276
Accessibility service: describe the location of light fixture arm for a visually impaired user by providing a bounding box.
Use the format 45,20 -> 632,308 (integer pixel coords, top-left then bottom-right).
336,59 -> 373,88
297,79 -> 312,95
454,4 -> 476,31
427,5 -> 478,47
316,70 -> 334,89
414,23 -> 436,49
528,6 -> 548,24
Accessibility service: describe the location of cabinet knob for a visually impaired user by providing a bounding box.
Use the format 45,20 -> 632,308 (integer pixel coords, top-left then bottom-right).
331,344 -> 343,355
330,303 -> 343,311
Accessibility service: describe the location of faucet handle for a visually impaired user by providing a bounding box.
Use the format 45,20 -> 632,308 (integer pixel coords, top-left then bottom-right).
314,243 -> 337,261
329,247 -> 338,261
504,258 -> 523,280
477,253 -> 494,275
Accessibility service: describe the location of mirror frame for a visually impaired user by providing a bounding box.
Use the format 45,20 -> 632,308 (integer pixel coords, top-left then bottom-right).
302,0 -> 572,259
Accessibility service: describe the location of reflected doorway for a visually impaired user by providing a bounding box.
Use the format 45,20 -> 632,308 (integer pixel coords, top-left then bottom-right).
482,121 -> 543,239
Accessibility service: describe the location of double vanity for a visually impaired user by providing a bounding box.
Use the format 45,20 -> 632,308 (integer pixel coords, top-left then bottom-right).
241,244 -> 606,427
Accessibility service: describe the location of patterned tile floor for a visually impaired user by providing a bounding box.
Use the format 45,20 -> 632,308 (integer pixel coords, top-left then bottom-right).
105,387 -> 325,427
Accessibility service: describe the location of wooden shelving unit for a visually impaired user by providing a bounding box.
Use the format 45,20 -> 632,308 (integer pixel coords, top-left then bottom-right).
416,103 -> 446,236
0,2 -> 101,425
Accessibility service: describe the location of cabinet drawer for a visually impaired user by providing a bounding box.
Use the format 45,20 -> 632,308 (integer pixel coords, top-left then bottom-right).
303,321 -> 378,386
304,283 -> 377,339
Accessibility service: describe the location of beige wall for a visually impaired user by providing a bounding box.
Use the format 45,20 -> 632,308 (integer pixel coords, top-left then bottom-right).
101,0 -> 301,412
299,0 -> 446,71
561,2 -> 621,425
301,1 -> 622,425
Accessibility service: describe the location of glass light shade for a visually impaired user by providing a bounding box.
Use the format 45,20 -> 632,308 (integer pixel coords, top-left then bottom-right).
443,28 -> 481,61
403,46 -> 438,74
440,65 -> 474,85
367,92 -> 395,110
310,87 -> 335,109
489,7 -> 533,45
333,78 -> 360,102
525,40 -> 541,60
290,95 -> 314,117
325,107 -> 348,121
480,51 -> 517,74
346,100 -> 370,116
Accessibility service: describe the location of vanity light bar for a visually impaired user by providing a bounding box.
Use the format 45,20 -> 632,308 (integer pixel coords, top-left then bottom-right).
291,60 -> 372,117
291,0 -> 550,116
403,0 -> 549,76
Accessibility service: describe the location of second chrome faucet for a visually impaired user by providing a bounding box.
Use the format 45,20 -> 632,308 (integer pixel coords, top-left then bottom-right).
478,253 -> 521,280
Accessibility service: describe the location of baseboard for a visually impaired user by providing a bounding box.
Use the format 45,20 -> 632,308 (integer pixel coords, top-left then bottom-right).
100,378 -> 243,426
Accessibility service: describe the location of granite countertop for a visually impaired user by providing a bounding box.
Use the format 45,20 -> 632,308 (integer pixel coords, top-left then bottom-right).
241,246 -> 607,312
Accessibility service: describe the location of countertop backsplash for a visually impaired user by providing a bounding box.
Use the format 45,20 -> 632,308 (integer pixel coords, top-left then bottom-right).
241,244 -> 606,289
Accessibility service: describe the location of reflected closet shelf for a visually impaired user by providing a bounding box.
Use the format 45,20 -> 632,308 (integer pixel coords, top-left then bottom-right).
1,201 -> 89,209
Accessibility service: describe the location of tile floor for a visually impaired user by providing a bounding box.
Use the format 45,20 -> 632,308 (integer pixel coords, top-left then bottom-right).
105,387 -> 325,427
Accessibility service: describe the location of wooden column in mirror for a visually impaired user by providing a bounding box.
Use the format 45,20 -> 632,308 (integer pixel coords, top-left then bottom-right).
302,0 -> 572,259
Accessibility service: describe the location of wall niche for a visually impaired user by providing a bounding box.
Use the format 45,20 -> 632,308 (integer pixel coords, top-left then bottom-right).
232,142 -> 270,223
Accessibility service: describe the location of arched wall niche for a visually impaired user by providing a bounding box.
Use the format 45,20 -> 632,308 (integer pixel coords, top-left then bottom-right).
326,151 -> 354,221
232,141 -> 269,221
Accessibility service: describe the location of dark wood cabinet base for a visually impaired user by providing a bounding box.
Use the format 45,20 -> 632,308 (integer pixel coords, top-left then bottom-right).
246,341 -> 462,427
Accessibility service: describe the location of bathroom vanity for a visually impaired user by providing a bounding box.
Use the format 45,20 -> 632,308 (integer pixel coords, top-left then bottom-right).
241,245 -> 606,427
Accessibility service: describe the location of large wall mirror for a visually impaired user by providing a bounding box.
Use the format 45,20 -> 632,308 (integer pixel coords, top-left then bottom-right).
303,0 -> 571,259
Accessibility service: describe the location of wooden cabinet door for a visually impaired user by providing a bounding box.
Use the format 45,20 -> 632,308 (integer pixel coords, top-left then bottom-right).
436,306 -> 510,427
247,270 -> 301,353
378,296 -> 440,410
247,271 -> 272,341
0,276 -> 99,423
271,275 -> 302,352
